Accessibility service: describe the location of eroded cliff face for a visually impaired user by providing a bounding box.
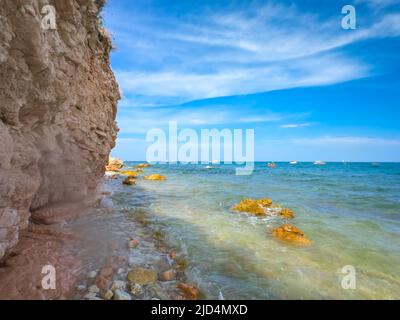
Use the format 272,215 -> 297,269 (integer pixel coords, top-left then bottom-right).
0,0 -> 120,261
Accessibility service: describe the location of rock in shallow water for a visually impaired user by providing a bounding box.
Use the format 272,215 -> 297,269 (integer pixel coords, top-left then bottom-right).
111,280 -> 126,291
127,267 -> 157,285
159,269 -> 176,281
113,289 -> 131,300
103,290 -> 114,300
272,224 -> 311,245
232,198 -> 273,216
144,174 -> 166,181
177,283 -> 201,300
129,283 -> 143,296
123,176 -> 136,185
88,285 -> 100,293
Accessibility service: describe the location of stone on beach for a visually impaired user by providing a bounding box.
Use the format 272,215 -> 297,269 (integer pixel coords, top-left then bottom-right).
177,283 -> 201,300
127,267 -> 157,285
123,176 -> 136,185
88,270 -> 98,279
144,174 -> 166,181
272,224 -> 311,245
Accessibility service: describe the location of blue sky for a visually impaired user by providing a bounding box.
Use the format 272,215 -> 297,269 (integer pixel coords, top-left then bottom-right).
103,0 -> 400,161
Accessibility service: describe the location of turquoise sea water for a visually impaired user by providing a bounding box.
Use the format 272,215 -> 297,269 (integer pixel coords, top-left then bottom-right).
107,162 -> 400,299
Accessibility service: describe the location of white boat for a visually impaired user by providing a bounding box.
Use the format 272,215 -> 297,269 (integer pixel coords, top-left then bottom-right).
313,160 -> 326,165
289,161 -> 298,165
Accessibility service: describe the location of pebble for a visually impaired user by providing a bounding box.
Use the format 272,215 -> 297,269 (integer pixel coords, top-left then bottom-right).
76,284 -> 86,291
128,239 -> 140,249
129,283 -> 143,296
117,268 -> 125,275
88,270 -> 98,279
159,269 -> 176,281
103,290 -> 114,300
84,292 -> 98,300
113,289 -> 131,300
88,285 -> 100,293
111,280 -> 126,291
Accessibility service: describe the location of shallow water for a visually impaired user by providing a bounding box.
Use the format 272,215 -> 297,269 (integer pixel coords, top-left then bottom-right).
75,162 -> 400,299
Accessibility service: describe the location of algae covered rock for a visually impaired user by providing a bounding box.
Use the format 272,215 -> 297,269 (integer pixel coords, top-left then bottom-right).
232,198 -> 273,216
177,283 -> 201,300
272,224 -> 311,246
232,198 -> 295,218
127,268 -> 157,285
144,174 -> 166,181
135,163 -> 151,168
280,208 -> 295,219
120,170 -> 139,177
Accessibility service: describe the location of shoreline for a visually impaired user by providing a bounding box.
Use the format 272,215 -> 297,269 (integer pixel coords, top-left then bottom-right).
0,175 -> 200,300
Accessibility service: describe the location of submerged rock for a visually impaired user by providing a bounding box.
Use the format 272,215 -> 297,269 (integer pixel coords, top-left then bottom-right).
103,290 -> 114,300
129,283 -> 143,296
113,289 -> 131,300
123,176 -> 136,185
272,224 -> 311,246
280,208 -> 295,219
111,280 -> 126,291
128,239 -> 140,249
88,285 -> 100,293
144,174 -> 166,181
177,283 -> 201,300
127,268 -> 157,285
159,269 -> 176,281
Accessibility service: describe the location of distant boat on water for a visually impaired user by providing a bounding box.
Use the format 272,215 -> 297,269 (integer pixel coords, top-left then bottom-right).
267,162 -> 276,168
371,162 -> 380,167
289,161 -> 298,165
313,160 -> 326,165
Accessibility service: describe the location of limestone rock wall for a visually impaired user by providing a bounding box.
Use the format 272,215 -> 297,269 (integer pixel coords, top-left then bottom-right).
0,0 -> 120,260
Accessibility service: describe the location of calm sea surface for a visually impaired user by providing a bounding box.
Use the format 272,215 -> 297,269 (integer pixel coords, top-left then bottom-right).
102,162 -> 400,299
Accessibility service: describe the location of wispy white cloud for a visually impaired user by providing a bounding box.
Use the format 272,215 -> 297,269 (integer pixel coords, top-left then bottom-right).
291,136 -> 400,146
280,123 -> 313,129
106,2 -> 400,106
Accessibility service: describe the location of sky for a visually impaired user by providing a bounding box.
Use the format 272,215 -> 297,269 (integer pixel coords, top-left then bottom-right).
103,0 -> 400,162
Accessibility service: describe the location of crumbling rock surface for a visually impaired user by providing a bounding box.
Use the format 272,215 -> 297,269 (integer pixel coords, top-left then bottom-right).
0,0 -> 120,261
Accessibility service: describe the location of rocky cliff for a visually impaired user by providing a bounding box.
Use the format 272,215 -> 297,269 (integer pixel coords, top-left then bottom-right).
0,0 -> 120,261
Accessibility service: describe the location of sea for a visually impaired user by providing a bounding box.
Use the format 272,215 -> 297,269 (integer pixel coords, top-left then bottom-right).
74,162 -> 400,299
